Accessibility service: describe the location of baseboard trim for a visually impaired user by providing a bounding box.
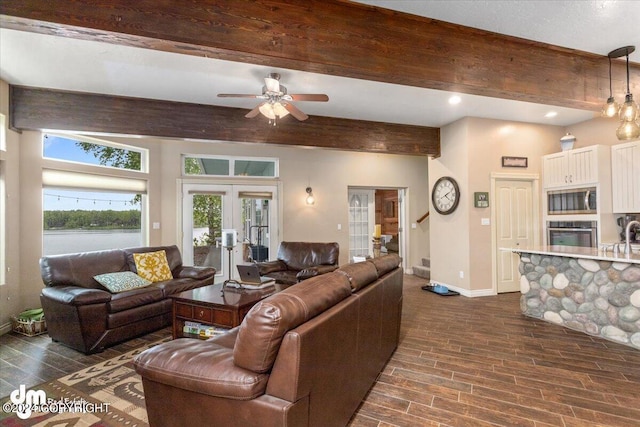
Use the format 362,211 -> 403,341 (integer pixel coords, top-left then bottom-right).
0,321 -> 13,336
428,281 -> 495,298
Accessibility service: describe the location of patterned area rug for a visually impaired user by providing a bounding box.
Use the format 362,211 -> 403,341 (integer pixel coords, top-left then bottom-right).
0,338 -> 170,427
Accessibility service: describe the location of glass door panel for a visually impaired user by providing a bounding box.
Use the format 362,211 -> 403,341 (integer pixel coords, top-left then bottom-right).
191,193 -> 222,271
348,188 -> 374,261
238,194 -> 271,262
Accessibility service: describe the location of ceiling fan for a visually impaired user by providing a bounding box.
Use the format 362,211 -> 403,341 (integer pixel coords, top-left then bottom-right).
218,73 -> 329,122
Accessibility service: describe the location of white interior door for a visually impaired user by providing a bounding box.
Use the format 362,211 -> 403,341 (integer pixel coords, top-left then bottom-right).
496,179 -> 534,293
182,183 -> 278,281
348,188 -> 375,261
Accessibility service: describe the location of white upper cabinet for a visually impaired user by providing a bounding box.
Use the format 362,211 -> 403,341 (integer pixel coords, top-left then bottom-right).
543,145 -> 607,189
611,141 -> 640,213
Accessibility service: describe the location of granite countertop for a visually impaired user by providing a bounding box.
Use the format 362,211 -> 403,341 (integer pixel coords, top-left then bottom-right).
500,245 -> 640,265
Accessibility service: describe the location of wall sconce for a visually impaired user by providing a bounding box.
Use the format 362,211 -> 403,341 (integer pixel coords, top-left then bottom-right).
305,187 -> 315,205
602,46 -> 640,140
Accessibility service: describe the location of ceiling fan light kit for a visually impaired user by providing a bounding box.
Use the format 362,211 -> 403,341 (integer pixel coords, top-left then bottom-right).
218,73 -> 329,126
602,46 -> 640,141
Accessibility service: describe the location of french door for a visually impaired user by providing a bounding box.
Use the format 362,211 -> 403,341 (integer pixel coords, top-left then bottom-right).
182,183 -> 279,281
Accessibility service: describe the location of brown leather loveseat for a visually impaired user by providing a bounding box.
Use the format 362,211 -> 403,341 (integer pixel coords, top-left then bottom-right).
39,245 -> 216,354
134,253 -> 403,427
255,241 -> 339,284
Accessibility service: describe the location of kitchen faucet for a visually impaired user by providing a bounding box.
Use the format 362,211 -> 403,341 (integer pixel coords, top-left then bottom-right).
624,220 -> 640,255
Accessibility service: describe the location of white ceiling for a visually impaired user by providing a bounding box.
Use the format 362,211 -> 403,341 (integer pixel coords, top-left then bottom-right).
2,1 -> 639,129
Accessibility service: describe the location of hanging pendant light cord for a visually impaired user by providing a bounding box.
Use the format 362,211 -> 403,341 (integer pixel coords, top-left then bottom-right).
609,56 -> 614,97
626,52 -> 631,95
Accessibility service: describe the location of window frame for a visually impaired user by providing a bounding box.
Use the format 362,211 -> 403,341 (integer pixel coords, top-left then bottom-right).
43,132 -> 149,173
182,154 -> 279,178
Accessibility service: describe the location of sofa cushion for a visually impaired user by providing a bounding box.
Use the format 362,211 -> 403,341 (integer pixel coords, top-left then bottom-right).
134,339 -> 269,400
40,249 -> 128,290
108,286 -> 165,313
133,250 -> 174,282
277,242 -> 339,271
369,254 -> 401,276
233,271 -> 352,373
337,261 -> 379,292
94,271 -> 151,293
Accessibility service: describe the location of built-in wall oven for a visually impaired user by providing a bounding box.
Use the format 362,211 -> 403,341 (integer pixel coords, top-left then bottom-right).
547,187 -> 597,215
547,221 -> 598,248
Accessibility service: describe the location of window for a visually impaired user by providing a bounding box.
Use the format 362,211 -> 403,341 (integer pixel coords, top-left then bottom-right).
43,133 -> 147,172
41,134 -> 148,255
183,155 -> 278,178
43,188 -> 142,256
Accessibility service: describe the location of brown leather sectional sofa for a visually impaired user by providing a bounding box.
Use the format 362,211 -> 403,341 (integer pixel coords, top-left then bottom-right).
255,241 -> 340,284
134,253 -> 403,427
39,245 -> 216,354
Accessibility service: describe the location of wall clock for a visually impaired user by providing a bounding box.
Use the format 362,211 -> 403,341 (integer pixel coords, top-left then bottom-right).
431,176 -> 460,215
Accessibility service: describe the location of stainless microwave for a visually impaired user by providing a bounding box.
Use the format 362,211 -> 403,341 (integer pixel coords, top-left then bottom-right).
547,187 -> 596,215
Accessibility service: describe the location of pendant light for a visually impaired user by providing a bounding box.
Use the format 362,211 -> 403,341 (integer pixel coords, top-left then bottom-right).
605,46 -> 640,141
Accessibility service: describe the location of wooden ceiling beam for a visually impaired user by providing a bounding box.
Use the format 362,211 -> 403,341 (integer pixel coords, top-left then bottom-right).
1,0 -> 632,112
10,86 -> 439,156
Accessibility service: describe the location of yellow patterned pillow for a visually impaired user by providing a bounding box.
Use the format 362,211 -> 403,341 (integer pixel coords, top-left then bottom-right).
133,250 -> 173,282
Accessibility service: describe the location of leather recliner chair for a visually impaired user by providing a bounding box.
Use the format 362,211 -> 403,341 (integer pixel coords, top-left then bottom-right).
255,241 -> 339,285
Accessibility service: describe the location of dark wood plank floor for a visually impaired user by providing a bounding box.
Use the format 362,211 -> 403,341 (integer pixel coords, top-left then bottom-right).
0,325 -> 170,399
349,275 -> 640,427
2,275 -> 639,426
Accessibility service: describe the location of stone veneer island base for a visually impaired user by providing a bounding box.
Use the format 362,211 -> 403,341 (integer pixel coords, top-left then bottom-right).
516,247 -> 640,350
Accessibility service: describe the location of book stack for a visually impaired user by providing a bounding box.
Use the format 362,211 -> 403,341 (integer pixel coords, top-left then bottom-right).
226,278 -> 276,290
183,321 -> 227,339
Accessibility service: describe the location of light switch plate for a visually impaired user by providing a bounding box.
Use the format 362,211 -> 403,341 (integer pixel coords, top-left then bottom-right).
481,218 -> 490,226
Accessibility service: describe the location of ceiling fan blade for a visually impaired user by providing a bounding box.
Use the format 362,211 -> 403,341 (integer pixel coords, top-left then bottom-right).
264,76 -> 280,93
245,103 -> 264,118
283,102 -> 309,121
218,94 -> 262,98
288,94 -> 329,102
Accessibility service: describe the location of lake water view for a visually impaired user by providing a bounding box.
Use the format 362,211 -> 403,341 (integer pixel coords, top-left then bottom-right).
43,229 -> 142,255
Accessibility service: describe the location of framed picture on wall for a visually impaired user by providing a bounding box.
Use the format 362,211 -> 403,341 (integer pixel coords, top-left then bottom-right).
474,192 -> 489,208
501,156 -> 528,168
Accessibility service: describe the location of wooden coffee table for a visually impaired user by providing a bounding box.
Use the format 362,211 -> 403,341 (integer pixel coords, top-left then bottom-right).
171,282 -> 288,339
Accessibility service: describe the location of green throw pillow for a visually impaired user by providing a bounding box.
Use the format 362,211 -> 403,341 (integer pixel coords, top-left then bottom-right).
94,271 -> 151,293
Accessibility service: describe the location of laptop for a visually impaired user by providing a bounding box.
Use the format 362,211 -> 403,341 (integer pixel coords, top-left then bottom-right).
236,264 -> 275,286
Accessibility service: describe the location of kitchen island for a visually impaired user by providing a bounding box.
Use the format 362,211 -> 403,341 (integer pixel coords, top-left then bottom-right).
509,245 -> 640,350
